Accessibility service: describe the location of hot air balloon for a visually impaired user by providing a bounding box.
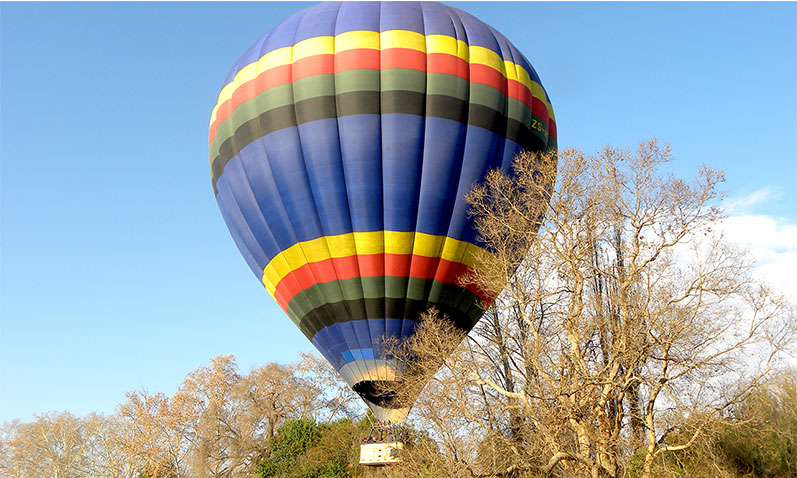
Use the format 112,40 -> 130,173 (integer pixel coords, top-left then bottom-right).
208,1 -> 556,425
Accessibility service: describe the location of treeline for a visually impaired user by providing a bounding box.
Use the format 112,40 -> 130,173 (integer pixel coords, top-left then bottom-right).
0,355 -> 363,478
0,355 -> 795,478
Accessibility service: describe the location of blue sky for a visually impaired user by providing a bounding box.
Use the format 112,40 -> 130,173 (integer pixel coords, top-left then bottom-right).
1,1 -> 795,423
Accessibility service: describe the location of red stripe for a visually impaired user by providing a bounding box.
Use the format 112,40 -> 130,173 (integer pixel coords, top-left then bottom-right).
335,48 -> 380,72
381,48 -> 427,72
254,64 -> 293,93
209,49 -> 554,146
293,54 -> 334,81
428,52 -> 470,78
470,64 -> 507,96
385,253 -> 412,278
272,253 -> 492,310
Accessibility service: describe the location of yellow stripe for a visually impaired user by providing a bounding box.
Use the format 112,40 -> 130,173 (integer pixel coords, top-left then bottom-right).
260,231 -> 490,295
427,34 -> 469,60
209,30 -> 554,129
293,35 -> 334,61
335,30 -> 380,52
209,46 -> 292,125
470,45 -> 505,75
381,29 -> 426,51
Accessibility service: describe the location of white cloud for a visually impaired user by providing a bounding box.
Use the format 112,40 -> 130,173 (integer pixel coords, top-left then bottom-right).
721,186 -> 780,215
717,189 -> 797,367
717,188 -> 797,302
719,214 -> 797,298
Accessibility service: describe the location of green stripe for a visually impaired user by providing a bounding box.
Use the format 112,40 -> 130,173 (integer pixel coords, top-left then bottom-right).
210,69 -> 538,160
210,89 -> 552,192
212,83 -> 294,159
427,73 -> 468,100
287,277 -> 384,320
296,296 -> 483,340
285,275 -> 484,324
293,74 -> 336,103
335,69 -> 381,94
381,69 -> 426,93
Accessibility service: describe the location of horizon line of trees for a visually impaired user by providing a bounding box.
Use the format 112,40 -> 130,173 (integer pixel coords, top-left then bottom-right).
0,354 -> 364,478
1,355 -> 795,478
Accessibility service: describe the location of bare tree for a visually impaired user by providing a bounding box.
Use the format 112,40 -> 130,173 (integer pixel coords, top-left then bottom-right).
117,355 -> 351,478
0,411 -> 123,478
1,354 -> 356,478
117,388 -> 191,477
81,413 -> 139,478
389,142 -> 795,478
295,352 -> 361,423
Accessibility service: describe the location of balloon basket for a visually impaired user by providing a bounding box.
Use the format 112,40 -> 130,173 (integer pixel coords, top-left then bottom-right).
359,422 -> 405,466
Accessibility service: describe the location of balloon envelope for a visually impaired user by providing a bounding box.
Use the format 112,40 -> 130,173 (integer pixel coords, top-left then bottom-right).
209,1 -> 556,422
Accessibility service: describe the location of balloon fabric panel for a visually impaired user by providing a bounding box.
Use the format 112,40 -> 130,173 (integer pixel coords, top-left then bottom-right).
209,1 -> 556,422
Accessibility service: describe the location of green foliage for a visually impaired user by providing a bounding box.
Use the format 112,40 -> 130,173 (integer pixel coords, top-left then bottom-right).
632,372 -> 797,478
716,375 -> 797,477
257,417 -> 323,477
136,466 -> 178,478
380,428 -> 460,478
256,416 -> 371,478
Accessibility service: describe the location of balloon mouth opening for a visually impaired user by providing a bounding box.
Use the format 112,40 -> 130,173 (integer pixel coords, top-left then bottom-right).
353,380 -> 409,410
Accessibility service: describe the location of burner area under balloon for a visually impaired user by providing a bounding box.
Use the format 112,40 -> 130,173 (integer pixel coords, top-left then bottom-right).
352,380 -> 405,409
352,379 -> 413,423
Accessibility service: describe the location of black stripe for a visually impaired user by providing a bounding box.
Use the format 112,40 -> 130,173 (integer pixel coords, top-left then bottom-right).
210,90 -> 549,194
337,90 -> 381,117
297,295 -> 484,341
